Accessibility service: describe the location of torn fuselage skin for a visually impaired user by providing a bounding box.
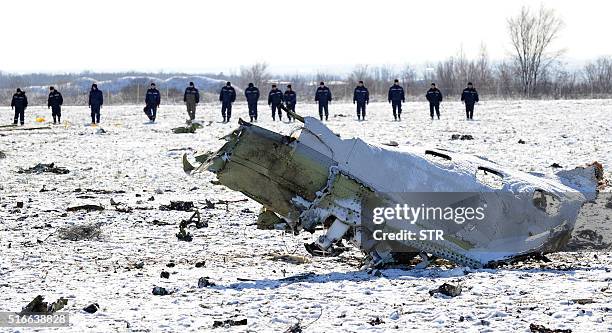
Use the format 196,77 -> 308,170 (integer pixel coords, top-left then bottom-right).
198,118 -> 597,269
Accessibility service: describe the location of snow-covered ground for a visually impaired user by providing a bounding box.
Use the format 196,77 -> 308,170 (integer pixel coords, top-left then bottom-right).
0,100 -> 610,332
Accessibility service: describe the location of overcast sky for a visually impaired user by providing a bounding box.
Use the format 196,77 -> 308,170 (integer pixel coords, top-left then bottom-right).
1,0 -> 610,74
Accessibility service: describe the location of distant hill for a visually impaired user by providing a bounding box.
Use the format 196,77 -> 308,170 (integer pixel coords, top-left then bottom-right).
23,75 -> 231,94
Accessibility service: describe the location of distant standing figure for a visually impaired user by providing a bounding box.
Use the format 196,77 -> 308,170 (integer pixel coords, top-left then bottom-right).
244,83 -> 260,122
268,84 -> 284,121
461,82 -> 479,120
184,82 -> 200,122
388,79 -> 405,121
315,82 -> 332,121
144,82 -> 161,122
88,84 -> 104,125
353,81 -> 369,121
425,83 -> 443,120
10,88 -> 28,126
219,82 -> 236,123
48,86 -> 64,124
284,85 -> 297,122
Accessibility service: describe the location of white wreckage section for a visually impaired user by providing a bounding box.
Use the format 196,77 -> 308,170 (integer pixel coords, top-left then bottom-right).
189,115 -> 599,268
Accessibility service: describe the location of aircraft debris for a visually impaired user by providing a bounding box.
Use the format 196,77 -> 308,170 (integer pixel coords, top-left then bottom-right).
212,318 -> 247,328
19,295 -> 67,315
83,303 -> 100,314
58,222 -> 103,241
160,201 -> 194,211
198,277 -> 215,288
529,323 -> 572,333
18,163 -> 69,175
152,287 -> 169,296
451,134 -> 474,140
67,204 -> 105,212
192,114 -> 600,268
429,283 -> 462,297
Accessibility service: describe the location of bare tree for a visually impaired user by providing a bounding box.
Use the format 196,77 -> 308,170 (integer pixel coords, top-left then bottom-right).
239,62 -> 271,90
584,56 -> 612,96
507,5 -> 564,96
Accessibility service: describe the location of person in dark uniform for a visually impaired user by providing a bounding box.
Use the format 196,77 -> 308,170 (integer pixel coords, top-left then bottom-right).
244,83 -> 260,122
219,82 -> 236,123
284,84 -> 297,122
315,82 -> 332,121
183,82 -> 199,122
47,86 -> 63,124
268,84 -> 284,121
388,79 -> 405,121
353,81 -> 369,121
144,82 -> 161,122
10,88 -> 28,126
88,83 -> 104,125
461,82 -> 479,120
425,83 -> 443,120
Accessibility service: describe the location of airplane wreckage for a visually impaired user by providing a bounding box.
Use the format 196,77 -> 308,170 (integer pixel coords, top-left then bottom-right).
183,107 -> 602,269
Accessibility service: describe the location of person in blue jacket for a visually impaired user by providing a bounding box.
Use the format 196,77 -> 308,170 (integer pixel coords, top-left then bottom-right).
461,82 -> 479,120
388,79 -> 405,121
268,84 -> 284,121
353,81 -> 369,121
144,82 -> 161,122
88,83 -> 104,125
10,88 -> 28,126
219,82 -> 236,123
47,86 -> 63,124
284,84 -> 297,122
425,83 -> 443,120
244,83 -> 260,122
315,82 -> 332,121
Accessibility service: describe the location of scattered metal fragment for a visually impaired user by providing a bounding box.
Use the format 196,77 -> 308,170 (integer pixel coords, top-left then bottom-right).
198,277 -> 215,288
160,201 -> 194,211
66,204 -> 105,212
529,323 -> 572,333
19,295 -> 67,315
368,317 -> 384,326
212,318 -> 247,328
152,287 -> 169,296
18,163 -> 69,174
83,303 -> 100,314
429,283 -> 462,297
451,134 -> 474,140
58,222 -> 103,241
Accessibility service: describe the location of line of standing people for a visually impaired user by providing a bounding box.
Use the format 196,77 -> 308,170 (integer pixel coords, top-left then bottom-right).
7,80 -> 479,126
211,80 -> 479,123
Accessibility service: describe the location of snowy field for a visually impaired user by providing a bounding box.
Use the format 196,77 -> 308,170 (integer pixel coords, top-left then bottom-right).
0,100 -> 611,332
